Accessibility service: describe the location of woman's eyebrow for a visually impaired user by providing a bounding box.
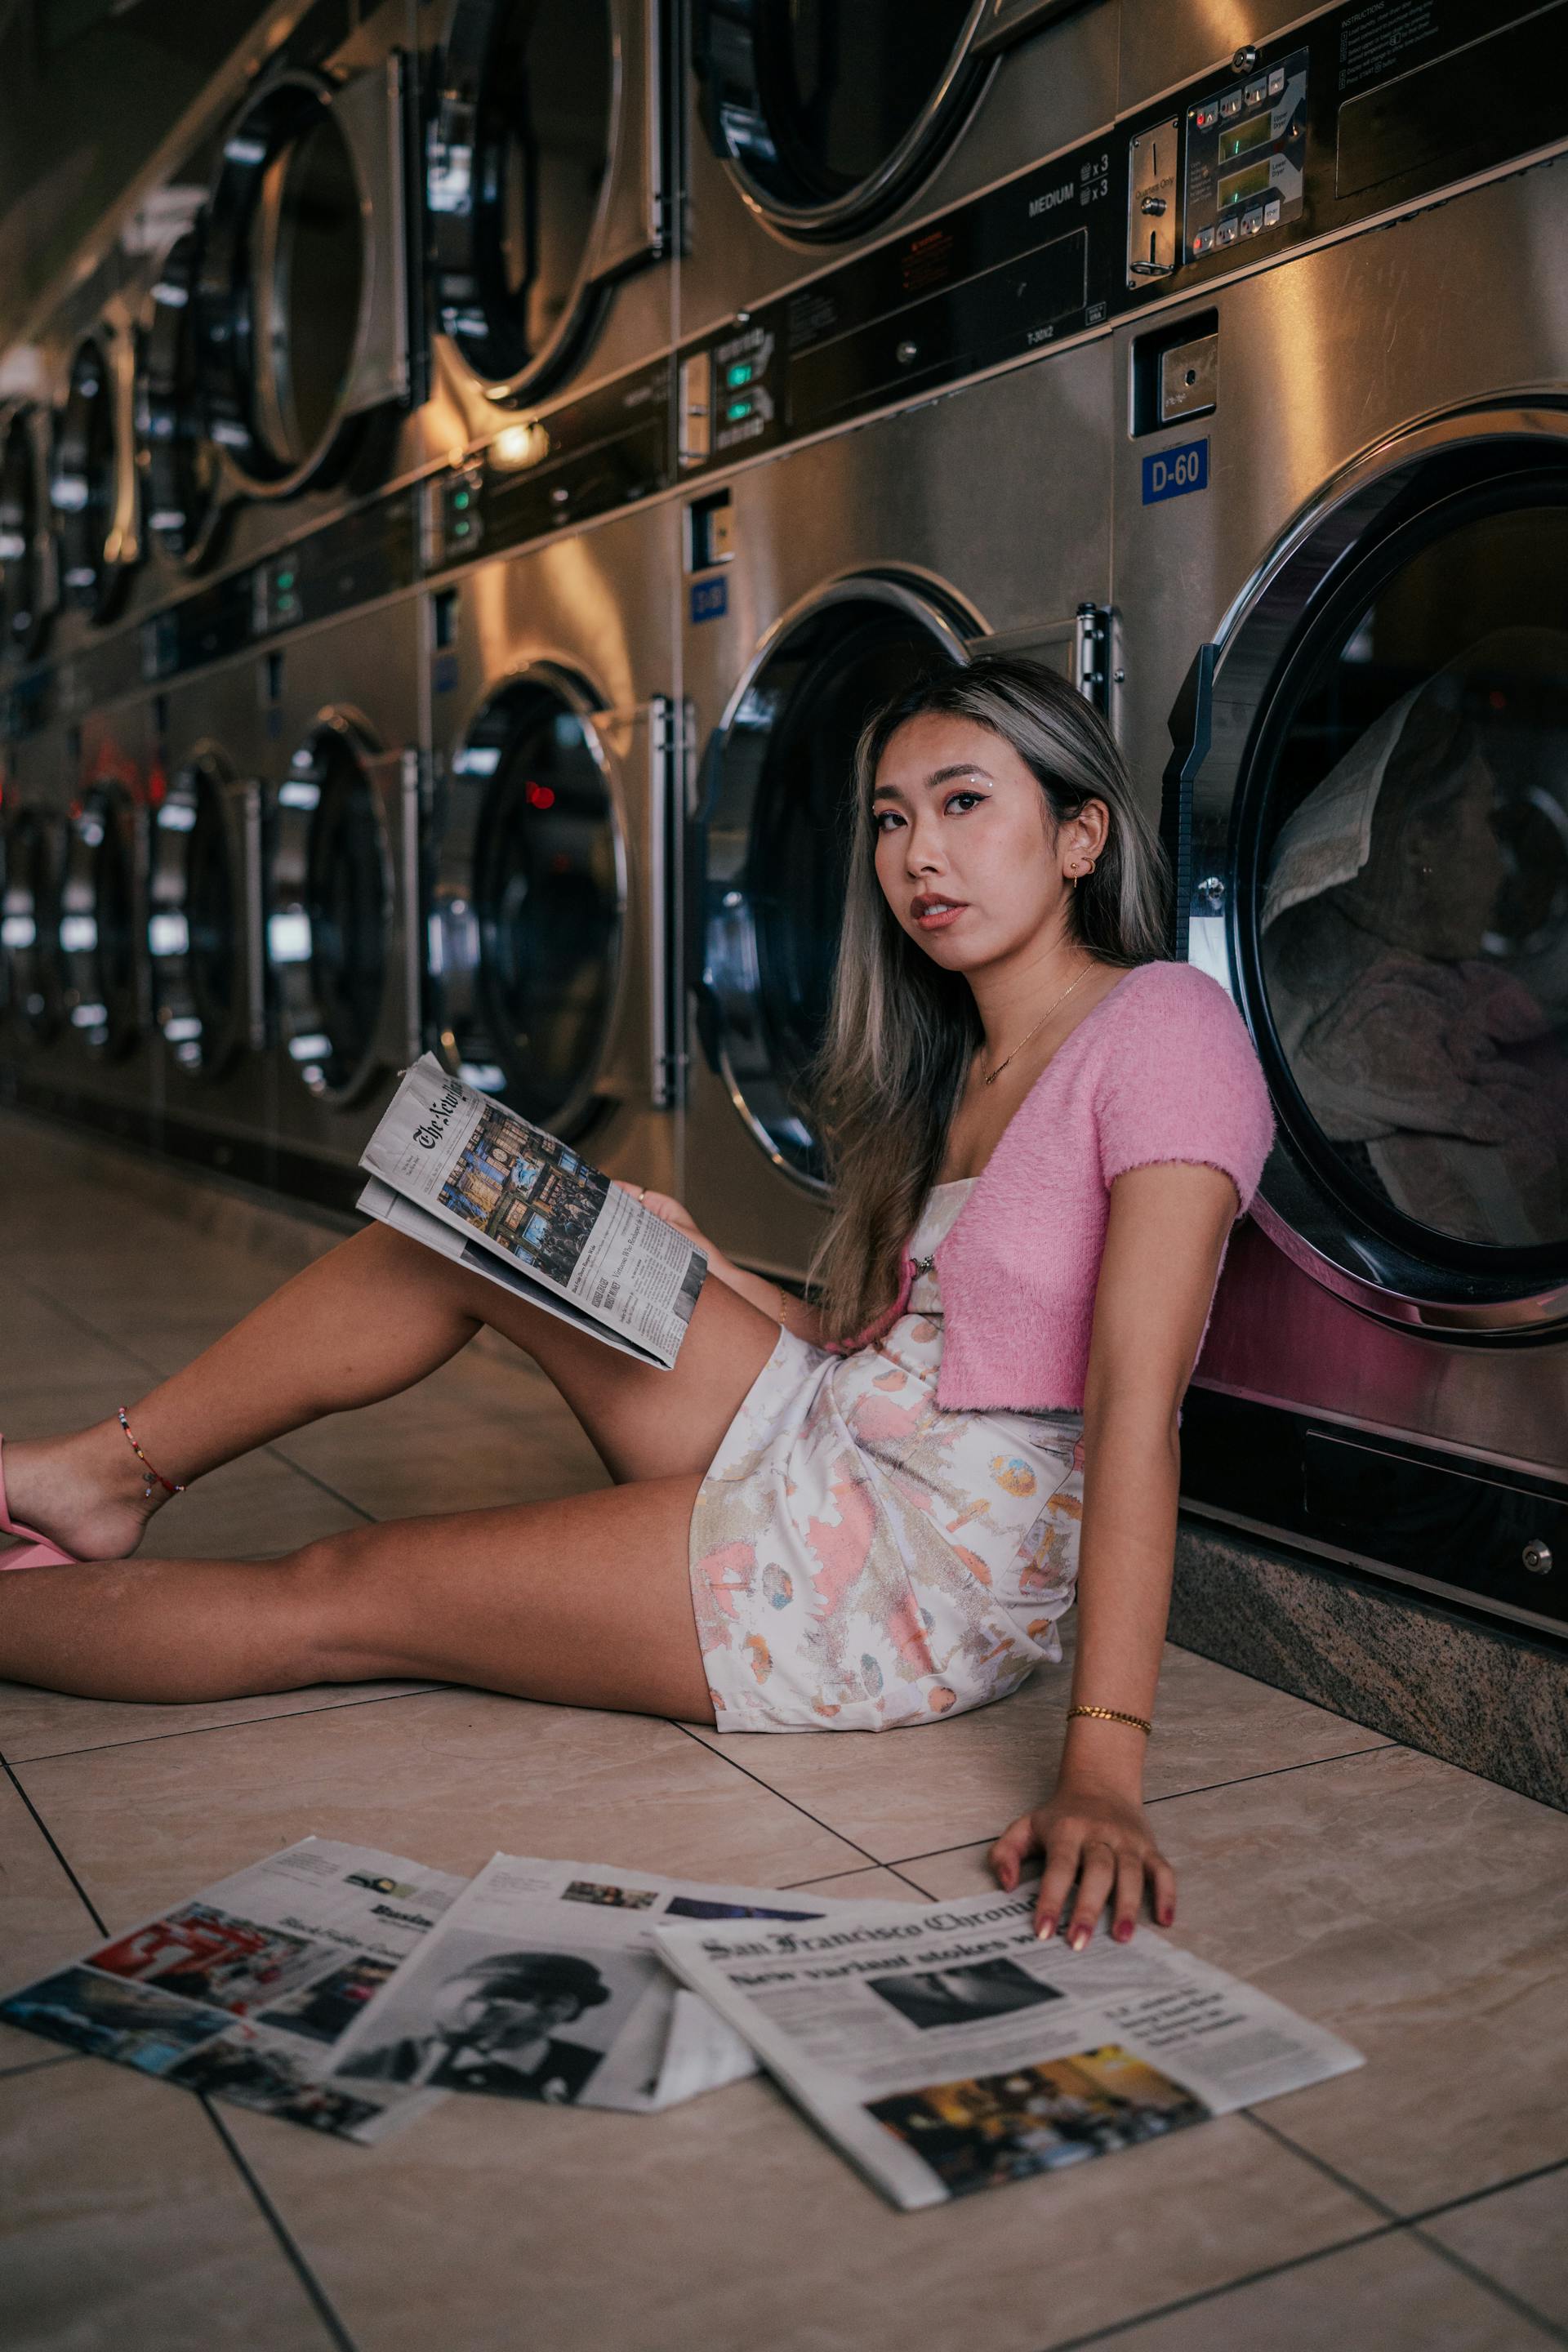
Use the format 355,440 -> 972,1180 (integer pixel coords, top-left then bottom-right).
924,764 -> 995,788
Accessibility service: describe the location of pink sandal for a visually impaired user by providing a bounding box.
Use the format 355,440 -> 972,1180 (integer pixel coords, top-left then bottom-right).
0,1437 -> 78,1570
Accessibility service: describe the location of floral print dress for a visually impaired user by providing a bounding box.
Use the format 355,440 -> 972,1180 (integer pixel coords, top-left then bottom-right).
689,1181 -> 1086,1733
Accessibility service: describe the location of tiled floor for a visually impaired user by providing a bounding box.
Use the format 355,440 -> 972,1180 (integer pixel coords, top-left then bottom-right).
3,1113 -> 1566,2352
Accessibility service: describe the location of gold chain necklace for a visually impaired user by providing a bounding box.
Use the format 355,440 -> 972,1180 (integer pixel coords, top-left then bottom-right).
982,963 -> 1094,1087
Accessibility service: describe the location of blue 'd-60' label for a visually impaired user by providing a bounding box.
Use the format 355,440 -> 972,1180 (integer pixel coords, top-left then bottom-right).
1142,439 -> 1209,504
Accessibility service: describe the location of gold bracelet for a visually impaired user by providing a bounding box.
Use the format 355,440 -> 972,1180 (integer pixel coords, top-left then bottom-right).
773,1284 -> 791,1333
1067,1704 -> 1152,1736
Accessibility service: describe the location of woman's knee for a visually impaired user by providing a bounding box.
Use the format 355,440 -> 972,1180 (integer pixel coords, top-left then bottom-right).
277,1529 -> 406,1683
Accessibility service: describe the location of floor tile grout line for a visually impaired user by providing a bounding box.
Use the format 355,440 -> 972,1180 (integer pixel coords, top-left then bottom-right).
1241,2108 -> 1401,2222
2,1757 -> 107,1938
0,1683 -> 447,1768
1405,2149 -> 1568,2230
0,2051 -> 83,2082
1028,2217 -> 1399,2352
200,2100 -> 360,2352
669,1720 -> 889,1873
1410,2222 -> 1568,2345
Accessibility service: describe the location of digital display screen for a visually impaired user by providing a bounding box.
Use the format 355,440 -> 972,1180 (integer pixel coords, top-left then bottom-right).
1218,112 -> 1273,167
1217,157 -> 1273,212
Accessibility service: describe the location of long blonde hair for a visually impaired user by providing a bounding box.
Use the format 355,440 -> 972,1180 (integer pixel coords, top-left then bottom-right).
808,655 -> 1169,1343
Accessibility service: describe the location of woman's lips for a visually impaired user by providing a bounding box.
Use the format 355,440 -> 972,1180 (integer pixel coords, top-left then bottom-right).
911,896 -> 968,931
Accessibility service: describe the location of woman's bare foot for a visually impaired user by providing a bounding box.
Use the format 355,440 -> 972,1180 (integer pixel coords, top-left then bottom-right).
2,1422 -> 170,1565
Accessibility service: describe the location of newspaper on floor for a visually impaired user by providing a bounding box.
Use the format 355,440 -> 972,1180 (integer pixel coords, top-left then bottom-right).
326,1853 -> 914,2132
359,1054 -> 706,1369
0,1837 -> 466,2142
655,1887 -> 1365,2210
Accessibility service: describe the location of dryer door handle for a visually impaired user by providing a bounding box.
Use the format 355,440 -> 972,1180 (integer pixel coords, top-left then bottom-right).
1160,640 -> 1215,962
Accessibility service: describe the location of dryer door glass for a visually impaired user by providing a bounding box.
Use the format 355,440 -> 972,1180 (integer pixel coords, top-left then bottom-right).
255,112 -> 365,471
1,810 -> 60,1039
139,230 -> 223,564
149,760 -> 243,1076
61,786 -> 138,1058
272,728 -> 390,1099
52,337 -> 118,616
0,411 -> 42,656
706,593 -> 960,1182
1254,499 -> 1568,1261
431,0 -> 615,390
469,688 -> 621,1130
702,0 -> 985,230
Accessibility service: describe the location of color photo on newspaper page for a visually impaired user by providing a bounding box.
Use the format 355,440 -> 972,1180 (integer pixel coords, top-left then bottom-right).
0,1838 -> 466,2143
359,1056 -> 706,1369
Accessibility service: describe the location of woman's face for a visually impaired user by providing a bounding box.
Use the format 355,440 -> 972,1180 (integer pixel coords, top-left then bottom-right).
870,712 -> 1098,973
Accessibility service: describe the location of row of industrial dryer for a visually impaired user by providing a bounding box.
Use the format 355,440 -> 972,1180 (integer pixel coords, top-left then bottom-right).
4,0 -> 1568,1648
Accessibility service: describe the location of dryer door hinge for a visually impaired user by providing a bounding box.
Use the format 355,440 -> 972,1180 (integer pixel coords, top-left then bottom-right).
648,695 -> 687,1110
1073,603 -> 1115,714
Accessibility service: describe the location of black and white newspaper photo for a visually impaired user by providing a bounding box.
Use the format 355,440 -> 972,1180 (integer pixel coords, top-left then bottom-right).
359,1055 -> 706,1368
0,1838 -> 467,2143
656,1891 -> 1365,2209
327,1854 -> 913,2121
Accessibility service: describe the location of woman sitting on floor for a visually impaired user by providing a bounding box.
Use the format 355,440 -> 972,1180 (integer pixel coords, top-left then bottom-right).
0,657 -> 1272,1949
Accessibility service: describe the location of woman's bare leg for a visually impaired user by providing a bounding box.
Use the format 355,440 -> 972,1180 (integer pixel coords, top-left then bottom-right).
0,1476 -> 715,1720
3,1223 -> 780,1562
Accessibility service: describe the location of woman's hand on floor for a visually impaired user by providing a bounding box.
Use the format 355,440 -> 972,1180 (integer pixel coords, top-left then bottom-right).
988,1781 -> 1176,1948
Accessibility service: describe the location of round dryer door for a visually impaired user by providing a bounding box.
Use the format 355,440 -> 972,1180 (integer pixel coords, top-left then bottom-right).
270,721 -> 391,1102
0,408 -> 49,662
149,754 -> 247,1078
0,808 -> 61,1040
694,0 -> 991,238
1196,425 -> 1568,1334
700,580 -> 972,1185
137,229 -> 225,568
51,336 -> 129,621
197,74 -> 374,496
436,675 -> 625,1135
60,783 -> 140,1059
429,0 -> 617,398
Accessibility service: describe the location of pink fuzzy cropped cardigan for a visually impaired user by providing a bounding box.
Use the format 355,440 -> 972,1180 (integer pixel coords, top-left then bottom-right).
848,962 -> 1275,1412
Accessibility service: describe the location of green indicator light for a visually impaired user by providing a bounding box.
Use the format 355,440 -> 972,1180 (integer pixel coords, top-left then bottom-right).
452,490 -> 470,510
275,571 -> 294,590
724,399 -> 752,423
453,520 -> 470,538
724,362 -> 754,389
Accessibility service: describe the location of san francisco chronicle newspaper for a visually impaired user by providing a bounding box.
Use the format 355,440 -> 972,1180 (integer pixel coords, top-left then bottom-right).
0,1838 -> 466,2141
326,1853 -> 914,2124
359,1054 -> 706,1369
656,1890 -> 1365,2208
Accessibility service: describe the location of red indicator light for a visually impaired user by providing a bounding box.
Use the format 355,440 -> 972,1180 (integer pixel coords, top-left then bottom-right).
524,781 -> 555,809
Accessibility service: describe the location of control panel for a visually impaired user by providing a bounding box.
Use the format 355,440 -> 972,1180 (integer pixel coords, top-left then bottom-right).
1183,48 -> 1307,260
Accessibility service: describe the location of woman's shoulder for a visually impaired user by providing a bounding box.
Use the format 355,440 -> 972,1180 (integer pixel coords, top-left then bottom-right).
1088,960 -> 1275,1205
1101,957 -> 1250,1036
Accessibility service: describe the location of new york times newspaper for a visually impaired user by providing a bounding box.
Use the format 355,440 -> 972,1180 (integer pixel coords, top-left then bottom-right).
0,1838 -> 466,2143
327,1854 -> 914,2127
359,1054 -> 706,1369
657,1891 -> 1365,2209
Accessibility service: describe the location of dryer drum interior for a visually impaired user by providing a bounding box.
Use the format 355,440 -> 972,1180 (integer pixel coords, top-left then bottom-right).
0,408 -> 46,659
198,75 -> 373,492
1220,448 -> 1568,1327
52,336 -> 123,619
270,724 -> 390,1102
440,677 -> 625,1135
701,585 -> 969,1185
694,0 -> 991,237
0,808 -> 61,1038
149,755 -> 245,1077
138,228 -> 223,566
429,0 -> 617,394
60,783 -> 140,1058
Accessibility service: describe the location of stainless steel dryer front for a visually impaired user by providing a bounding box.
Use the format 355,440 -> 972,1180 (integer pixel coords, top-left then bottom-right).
425,497 -> 682,1192
1112,48 -> 1568,1634
264,602 -> 423,1196
684,341 -> 1116,1280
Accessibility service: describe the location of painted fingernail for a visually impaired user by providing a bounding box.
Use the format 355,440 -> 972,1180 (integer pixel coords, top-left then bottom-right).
1158,1909 -> 1174,1928
1036,1917 -> 1055,1941
1069,1927 -> 1089,1953
1113,1921 -> 1134,1944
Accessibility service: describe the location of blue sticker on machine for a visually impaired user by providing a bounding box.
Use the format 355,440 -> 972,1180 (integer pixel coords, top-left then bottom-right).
690,574 -> 728,623
1142,439 -> 1209,504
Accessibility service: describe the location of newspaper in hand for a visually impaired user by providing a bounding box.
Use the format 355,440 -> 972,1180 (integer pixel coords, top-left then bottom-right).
0,1838 -> 466,2142
326,1854 -> 915,2131
656,1888 -> 1365,2209
359,1055 -> 706,1369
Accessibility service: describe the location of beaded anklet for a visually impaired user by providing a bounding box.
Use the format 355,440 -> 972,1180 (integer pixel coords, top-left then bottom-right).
117,1409 -> 187,1502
